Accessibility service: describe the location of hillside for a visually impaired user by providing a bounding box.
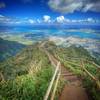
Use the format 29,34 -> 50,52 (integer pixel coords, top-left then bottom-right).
0,43 -> 53,100
0,41 -> 100,100
44,41 -> 100,100
0,38 -> 26,61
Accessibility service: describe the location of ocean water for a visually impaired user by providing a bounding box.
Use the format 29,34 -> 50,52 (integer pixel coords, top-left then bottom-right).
0,25 -> 100,40
0,25 -> 100,55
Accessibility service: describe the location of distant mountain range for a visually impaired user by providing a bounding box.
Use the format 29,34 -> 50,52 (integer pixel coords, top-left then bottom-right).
0,38 -> 26,61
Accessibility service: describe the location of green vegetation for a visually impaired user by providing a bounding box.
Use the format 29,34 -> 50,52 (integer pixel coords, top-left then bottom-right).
0,40 -> 100,100
0,67 -> 52,100
0,43 -> 53,100
44,41 -> 100,100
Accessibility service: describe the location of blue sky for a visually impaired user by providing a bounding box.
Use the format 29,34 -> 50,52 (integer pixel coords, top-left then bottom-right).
0,0 -> 100,25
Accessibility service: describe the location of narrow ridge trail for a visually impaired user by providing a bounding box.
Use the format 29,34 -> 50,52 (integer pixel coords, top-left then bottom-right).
39,42 -> 89,100
59,64 -> 89,100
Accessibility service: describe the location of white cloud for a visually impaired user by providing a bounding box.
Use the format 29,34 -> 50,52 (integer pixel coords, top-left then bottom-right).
0,15 -> 11,23
28,19 -> 35,24
48,0 -> 100,13
87,18 -> 95,22
37,19 -> 41,23
0,15 -> 4,17
83,4 -> 93,12
15,21 -> 22,24
56,16 -> 65,23
43,15 -> 51,23
65,19 -> 71,22
55,17 -> 97,24
0,15 -> 99,25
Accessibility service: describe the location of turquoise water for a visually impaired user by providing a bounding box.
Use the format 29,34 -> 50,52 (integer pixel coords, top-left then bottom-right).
0,25 -> 100,40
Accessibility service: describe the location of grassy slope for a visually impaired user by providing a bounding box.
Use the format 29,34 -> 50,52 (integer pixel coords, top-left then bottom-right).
0,43 -> 53,100
0,41 -> 100,100
44,41 -> 100,100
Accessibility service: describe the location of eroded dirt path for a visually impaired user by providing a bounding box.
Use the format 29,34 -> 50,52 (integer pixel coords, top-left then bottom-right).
59,65 -> 89,100
39,42 -> 89,100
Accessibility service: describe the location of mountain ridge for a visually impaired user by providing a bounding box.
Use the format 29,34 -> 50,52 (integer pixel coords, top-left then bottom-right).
0,37 -> 26,62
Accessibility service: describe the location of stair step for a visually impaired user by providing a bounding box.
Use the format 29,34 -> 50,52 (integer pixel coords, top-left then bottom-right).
61,73 -> 75,76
